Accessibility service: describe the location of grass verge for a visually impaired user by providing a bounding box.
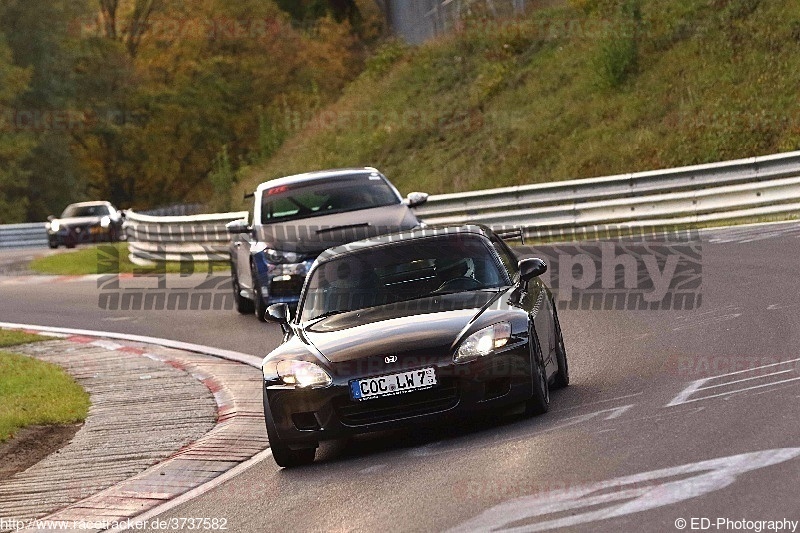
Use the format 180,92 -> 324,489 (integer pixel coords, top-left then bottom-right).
239,0 -> 800,203
29,243 -> 230,276
0,330 -> 89,443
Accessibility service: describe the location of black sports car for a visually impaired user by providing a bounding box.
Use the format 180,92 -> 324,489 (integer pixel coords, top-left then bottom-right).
261,225 -> 569,467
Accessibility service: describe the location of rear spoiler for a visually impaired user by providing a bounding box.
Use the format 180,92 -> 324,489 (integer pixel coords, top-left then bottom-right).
494,228 -> 525,245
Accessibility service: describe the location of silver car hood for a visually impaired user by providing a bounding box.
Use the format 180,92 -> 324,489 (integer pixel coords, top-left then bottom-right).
253,203 -> 419,254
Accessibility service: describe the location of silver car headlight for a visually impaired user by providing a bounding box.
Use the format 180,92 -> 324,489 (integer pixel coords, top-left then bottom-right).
454,322 -> 512,364
266,248 -> 301,264
275,360 -> 332,388
49,221 -> 61,232
252,243 -> 302,264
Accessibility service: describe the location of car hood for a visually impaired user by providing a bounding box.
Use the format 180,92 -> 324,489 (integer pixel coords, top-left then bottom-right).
254,203 -> 418,254
54,216 -> 103,226
302,291 -> 506,364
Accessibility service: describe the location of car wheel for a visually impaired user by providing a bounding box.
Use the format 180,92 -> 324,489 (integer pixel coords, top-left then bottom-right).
48,241 -> 58,249
264,407 -> 316,468
552,306 -> 570,389
251,262 -> 268,322
524,329 -> 550,417
231,266 -> 255,315
108,226 -> 118,243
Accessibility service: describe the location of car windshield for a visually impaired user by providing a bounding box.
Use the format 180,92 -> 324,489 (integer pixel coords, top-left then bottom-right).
260,175 -> 399,224
300,235 -> 510,322
61,204 -> 109,217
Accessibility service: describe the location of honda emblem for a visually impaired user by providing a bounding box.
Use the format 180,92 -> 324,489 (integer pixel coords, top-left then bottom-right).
385,355 -> 398,364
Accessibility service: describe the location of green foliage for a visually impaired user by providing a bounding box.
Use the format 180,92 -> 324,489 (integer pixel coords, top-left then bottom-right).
209,146 -> 235,212
0,349 -> 90,442
593,28 -> 638,88
365,39 -> 409,78
0,330 -> 47,348
241,0 -> 800,199
716,0 -> 761,22
591,0 -> 641,88
0,34 -> 34,223
0,0 -> 368,221
28,243 -> 230,275
0,0 -> 95,222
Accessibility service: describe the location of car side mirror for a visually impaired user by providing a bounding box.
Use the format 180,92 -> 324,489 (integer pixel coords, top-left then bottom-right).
518,258 -> 547,282
406,192 -> 429,208
47,215 -> 55,222
265,303 -> 292,336
226,219 -> 252,235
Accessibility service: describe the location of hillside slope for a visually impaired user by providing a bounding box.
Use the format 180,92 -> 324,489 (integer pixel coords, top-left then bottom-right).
238,0 -> 800,201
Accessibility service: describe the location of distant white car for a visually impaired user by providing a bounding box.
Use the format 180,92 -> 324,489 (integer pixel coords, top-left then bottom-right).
46,201 -> 125,249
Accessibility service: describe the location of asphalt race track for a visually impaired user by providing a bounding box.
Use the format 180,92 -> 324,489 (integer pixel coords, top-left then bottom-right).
2,222 -> 800,532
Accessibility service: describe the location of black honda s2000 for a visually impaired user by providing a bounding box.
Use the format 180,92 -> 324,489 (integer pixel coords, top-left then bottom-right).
261,225 -> 569,467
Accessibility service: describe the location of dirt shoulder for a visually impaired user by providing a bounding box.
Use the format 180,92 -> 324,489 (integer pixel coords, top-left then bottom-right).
0,424 -> 82,481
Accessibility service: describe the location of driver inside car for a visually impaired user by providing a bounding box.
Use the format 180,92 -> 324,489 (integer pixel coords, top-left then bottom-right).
433,257 -> 480,292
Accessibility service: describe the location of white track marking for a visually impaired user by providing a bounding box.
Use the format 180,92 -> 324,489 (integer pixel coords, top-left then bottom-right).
668,357 -> 800,406
553,392 -> 643,412
671,377 -> 800,406
448,448 -> 800,533
0,321 -> 262,368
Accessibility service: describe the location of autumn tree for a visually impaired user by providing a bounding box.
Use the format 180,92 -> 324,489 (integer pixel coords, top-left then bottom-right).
0,34 -> 33,223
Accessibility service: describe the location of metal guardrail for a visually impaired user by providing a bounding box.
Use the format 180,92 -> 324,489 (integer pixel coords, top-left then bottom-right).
119,150 -> 800,263
124,210 -> 248,265
0,223 -> 48,250
412,151 -> 800,237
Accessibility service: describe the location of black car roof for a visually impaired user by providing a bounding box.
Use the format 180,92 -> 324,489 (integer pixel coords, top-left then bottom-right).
316,225 -> 496,263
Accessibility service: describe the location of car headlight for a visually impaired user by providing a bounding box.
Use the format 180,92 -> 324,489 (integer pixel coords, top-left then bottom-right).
455,322 -> 512,364
50,221 -> 61,232
252,243 -> 302,264
266,248 -> 301,264
100,216 -> 111,228
274,360 -> 332,388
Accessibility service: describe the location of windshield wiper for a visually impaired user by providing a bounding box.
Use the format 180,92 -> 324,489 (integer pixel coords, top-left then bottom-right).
309,309 -> 352,322
316,223 -> 370,235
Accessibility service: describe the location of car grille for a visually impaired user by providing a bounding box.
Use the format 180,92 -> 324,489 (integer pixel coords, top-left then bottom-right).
333,378 -> 459,426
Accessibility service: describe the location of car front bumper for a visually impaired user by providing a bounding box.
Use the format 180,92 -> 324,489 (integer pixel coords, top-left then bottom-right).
253,256 -> 315,307
263,345 -> 533,447
48,225 -> 111,244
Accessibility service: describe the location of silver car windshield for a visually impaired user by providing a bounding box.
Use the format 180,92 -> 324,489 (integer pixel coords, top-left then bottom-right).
300,235 -> 510,322
261,175 -> 399,224
62,205 -> 110,217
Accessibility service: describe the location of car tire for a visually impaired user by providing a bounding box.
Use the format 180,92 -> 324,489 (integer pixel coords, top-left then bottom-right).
524,328 -> 550,417
552,306 -> 570,389
48,241 -> 58,249
251,262 -> 268,322
231,266 -> 255,315
264,406 -> 316,468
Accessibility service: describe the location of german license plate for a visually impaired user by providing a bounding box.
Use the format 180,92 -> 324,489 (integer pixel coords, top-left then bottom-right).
350,367 -> 437,401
